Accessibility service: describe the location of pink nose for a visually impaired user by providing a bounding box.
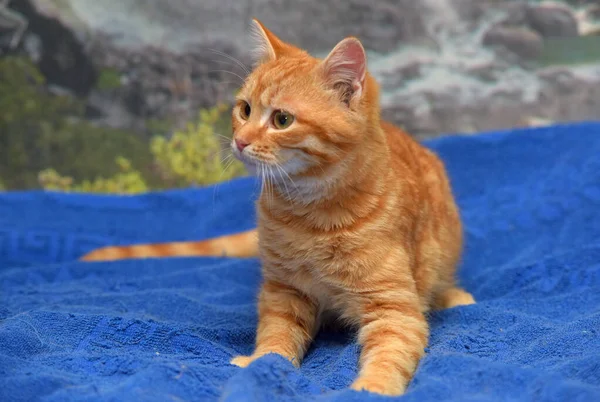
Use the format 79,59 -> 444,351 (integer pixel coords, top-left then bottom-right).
235,138 -> 249,152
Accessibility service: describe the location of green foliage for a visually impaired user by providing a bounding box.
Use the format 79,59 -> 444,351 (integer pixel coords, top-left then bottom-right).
0,57 -> 246,194
146,118 -> 174,138
35,104 -> 246,194
0,57 -> 153,190
39,157 -> 149,194
96,68 -> 122,90
150,103 -> 246,187
536,36 -> 600,67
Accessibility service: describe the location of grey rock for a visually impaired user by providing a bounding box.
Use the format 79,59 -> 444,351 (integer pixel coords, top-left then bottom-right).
22,32 -> 42,62
482,24 -> 544,59
382,69 -> 600,139
449,0 -> 496,23
490,2 -> 529,27
564,1 -> 600,7
467,62 -> 507,83
26,0 -> 431,55
525,4 -> 579,38
380,62 -> 423,90
587,5 -> 600,20
4,0 -> 600,141
7,0 -> 436,135
9,0 -> 96,97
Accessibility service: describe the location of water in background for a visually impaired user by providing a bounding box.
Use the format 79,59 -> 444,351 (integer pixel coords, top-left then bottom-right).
1,0 -> 599,191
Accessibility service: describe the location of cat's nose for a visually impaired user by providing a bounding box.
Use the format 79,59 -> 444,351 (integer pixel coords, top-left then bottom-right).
235,138 -> 250,152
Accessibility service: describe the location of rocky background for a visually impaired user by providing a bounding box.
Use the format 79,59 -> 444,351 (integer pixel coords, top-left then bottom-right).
1,0 -> 600,190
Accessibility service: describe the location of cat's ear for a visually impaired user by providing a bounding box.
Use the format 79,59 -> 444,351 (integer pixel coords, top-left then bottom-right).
250,19 -> 287,63
320,37 -> 367,105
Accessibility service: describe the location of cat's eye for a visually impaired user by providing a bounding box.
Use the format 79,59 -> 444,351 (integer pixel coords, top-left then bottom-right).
239,101 -> 251,120
272,110 -> 294,129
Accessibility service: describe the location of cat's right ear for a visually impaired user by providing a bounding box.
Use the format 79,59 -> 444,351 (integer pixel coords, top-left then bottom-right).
250,19 -> 286,63
320,37 -> 367,106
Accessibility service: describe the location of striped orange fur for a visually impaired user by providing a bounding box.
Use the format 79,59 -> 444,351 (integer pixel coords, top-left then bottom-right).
80,19 -> 475,396
80,229 -> 258,261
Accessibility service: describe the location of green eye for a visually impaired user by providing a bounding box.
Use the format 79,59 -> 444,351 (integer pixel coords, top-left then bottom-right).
240,101 -> 251,120
272,110 -> 294,129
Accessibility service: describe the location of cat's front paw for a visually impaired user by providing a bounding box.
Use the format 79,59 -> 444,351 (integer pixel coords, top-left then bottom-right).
230,352 -> 300,368
351,377 -> 405,396
230,355 -> 255,368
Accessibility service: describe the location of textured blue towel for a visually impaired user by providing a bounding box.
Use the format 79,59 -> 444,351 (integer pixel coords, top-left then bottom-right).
1,123 -> 600,401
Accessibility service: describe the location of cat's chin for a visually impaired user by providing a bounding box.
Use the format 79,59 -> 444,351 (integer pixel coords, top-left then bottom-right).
244,163 -> 259,176
231,150 -> 257,169
242,161 -> 281,178
233,150 -> 305,179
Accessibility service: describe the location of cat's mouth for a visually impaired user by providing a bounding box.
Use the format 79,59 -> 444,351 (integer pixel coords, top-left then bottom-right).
232,145 -> 296,181
231,141 -> 253,164
236,152 -> 256,166
234,149 -> 260,167
231,142 -> 276,167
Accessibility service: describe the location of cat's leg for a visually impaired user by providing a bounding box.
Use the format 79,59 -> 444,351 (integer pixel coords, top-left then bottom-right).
432,286 -> 475,310
351,289 -> 429,396
230,280 -> 318,368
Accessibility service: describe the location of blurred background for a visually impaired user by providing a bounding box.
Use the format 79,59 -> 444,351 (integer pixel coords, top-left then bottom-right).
1,0 -> 599,193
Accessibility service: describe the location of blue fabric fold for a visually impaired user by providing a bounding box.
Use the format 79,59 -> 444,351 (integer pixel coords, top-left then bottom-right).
1,122 -> 600,401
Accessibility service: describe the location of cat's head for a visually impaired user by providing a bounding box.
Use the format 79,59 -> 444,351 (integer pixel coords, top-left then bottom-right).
230,19 -> 380,181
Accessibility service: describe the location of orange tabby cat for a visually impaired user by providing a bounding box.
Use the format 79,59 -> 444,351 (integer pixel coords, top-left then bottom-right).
81,19 -> 475,396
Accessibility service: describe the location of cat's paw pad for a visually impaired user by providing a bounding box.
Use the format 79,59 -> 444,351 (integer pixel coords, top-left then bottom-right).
230,355 -> 255,368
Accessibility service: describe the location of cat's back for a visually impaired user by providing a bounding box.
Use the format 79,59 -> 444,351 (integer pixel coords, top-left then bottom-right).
381,121 -> 456,205
381,119 -> 461,240
380,120 -> 445,176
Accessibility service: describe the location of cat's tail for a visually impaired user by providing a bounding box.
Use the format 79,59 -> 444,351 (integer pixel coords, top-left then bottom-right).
80,229 -> 259,262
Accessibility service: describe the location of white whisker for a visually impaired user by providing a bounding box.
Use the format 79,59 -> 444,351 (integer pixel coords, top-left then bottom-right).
259,163 -> 266,204
219,149 -> 235,160
315,160 -> 327,175
275,165 -> 291,201
274,162 -> 296,202
266,165 -> 275,205
328,143 -> 344,155
209,70 -> 246,84
265,165 -> 272,210
262,163 -> 274,210
261,163 -> 269,209
275,162 -> 298,189
214,80 -> 246,89
216,133 -> 232,141
213,149 -> 240,210
221,156 -> 236,173
207,48 -> 251,75
211,59 -> 248,75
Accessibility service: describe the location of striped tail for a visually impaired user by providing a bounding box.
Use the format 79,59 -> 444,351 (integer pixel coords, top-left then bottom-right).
80,229 -> 259,262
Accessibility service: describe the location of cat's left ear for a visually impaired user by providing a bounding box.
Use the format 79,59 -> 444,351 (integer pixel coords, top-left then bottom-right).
250,18 -> 288,63
320,37 -> 367,105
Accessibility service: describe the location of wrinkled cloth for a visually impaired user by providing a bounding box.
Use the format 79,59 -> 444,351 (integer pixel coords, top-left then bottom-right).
1,123 -> 600,401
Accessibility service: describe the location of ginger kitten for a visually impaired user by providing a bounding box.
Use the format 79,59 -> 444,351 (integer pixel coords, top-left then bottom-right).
81,19 -> 475,396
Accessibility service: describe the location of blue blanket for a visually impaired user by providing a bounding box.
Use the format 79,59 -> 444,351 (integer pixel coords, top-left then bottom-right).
1,123 -> 600,401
